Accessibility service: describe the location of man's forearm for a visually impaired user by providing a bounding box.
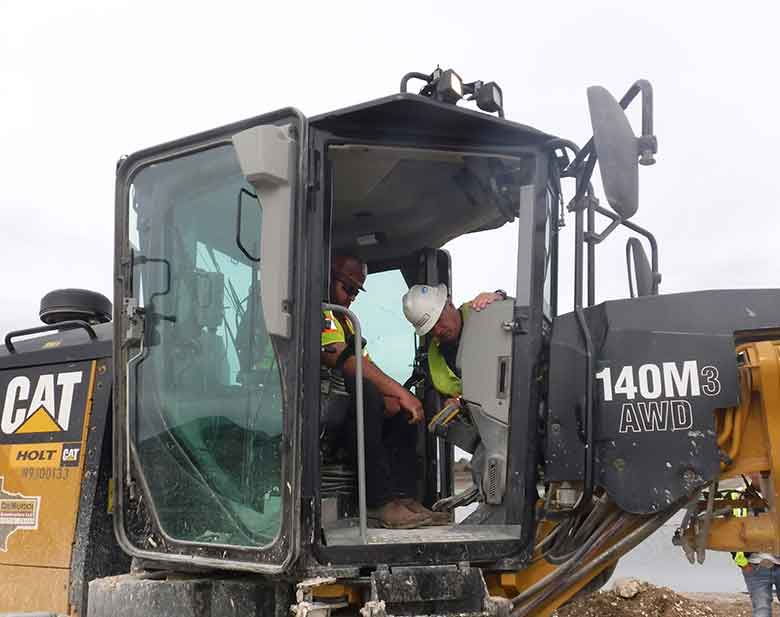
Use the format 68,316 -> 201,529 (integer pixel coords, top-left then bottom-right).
322,343 -> 407,399
342,356 -> 407,399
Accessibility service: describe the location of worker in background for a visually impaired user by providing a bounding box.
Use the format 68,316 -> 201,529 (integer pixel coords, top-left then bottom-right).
732,474 -> 780,617
322,255 -> 444,529
401,283 -> 507,401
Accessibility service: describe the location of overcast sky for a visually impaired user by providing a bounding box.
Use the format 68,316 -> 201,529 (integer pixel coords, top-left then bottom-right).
1,1 -> 778,336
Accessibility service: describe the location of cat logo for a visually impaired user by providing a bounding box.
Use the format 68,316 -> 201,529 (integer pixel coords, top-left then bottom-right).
61,443 -> 81,467
0,362 -> 92,444
0,477 -> 40,551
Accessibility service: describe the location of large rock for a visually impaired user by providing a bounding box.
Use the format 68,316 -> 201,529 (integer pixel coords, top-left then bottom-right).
612,577 -> 641,599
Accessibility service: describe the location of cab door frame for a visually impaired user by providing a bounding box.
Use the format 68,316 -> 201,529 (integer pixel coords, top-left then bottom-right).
113,108 -> 308,573
303,123 -> 550,567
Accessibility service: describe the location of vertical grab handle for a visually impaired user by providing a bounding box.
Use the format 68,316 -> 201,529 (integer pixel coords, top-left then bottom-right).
322,303 -> 367,544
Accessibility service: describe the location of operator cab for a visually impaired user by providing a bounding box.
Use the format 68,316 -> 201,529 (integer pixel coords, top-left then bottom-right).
113,69 -> 654,574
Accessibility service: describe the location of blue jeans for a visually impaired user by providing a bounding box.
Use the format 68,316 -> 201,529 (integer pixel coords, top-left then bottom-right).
742,564 -> 780,617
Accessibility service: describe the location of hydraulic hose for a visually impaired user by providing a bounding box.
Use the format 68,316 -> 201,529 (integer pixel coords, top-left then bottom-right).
548,497 -> 614,564
548,505 -> 680,603
512,504 -> 683,617
509,510 -> 625,612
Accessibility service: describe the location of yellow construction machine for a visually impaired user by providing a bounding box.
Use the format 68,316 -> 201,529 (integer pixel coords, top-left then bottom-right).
2,69 -> 780,617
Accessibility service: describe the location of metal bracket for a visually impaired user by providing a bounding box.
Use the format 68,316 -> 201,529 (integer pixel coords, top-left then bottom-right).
566,193 -> 598,214
359,600 -> 387,617
124,297 -> 144,346
673,495 -> 701,565
502,319 -> 527,334
695,482 -> 717,564
291,577 -> 345,617
637,134 -> 658,166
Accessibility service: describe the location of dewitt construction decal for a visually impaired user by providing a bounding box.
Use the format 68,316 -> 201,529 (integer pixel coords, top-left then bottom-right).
0,476 -> 40,550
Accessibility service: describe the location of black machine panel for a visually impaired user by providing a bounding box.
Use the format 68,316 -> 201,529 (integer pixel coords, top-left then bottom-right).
546,289 -> 780,513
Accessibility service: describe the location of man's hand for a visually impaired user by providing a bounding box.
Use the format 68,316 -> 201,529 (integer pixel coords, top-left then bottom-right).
471,291 -> 504,312
398,389 -> 424,424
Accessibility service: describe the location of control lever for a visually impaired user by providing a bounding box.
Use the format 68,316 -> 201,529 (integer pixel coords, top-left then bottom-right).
432,485 -> 480,512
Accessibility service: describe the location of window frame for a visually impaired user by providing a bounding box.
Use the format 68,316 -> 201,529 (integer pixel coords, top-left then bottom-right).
307,132 -> 550,566
113,108 -> 307,573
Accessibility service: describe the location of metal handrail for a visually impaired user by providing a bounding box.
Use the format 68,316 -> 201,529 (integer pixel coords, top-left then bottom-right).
322,303 -> 367,543
4,320 -> 97,353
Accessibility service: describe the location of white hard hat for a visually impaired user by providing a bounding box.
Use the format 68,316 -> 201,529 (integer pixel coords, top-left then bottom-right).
402,283 -> 449,336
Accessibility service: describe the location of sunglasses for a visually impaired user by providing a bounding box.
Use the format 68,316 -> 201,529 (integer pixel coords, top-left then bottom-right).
334,273 -> 361,298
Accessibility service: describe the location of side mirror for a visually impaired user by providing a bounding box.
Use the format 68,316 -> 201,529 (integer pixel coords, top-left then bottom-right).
232,124 -> 297,338
626,237 -> 659,297
587,86 -> 639,220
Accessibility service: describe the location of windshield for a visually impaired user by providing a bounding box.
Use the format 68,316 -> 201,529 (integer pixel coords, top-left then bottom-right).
128,144 -> 284,547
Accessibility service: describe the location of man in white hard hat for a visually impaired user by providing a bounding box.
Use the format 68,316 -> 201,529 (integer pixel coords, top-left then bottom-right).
322,255 -> 442,529
402,284 -> 506,400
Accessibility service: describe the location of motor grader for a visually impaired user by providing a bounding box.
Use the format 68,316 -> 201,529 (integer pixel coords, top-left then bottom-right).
2,69 -> 779,617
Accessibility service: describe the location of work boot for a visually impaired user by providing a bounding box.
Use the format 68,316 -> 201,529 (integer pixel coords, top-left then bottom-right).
400,498 -> 451,526
368,498 -> 431,529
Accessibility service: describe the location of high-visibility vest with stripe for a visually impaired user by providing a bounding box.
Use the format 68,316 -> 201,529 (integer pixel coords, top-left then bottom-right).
731,491 -> 750,568
321,310 -> 369,358
427,304 -> 470,398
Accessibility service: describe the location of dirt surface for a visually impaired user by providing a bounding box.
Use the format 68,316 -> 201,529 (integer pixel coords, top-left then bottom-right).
551,581 -> 776,617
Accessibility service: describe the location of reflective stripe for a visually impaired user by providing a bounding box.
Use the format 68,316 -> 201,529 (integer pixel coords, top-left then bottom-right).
427,304 -> 470,398
322,310 -> 346,346
731,491 -> 748,518
731,491 -> 750,567
321,310 -> 368,357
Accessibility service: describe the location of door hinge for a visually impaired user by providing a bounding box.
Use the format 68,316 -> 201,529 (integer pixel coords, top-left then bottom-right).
306,150 -> 322,205
124,298 -> 144,346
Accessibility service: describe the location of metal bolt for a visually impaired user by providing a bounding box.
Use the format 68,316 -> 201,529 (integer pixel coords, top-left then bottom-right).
551,423 -> 561,434
639,151 -> 656,166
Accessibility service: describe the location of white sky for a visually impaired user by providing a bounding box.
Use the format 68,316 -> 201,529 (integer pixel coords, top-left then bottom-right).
1,0 -> 779,335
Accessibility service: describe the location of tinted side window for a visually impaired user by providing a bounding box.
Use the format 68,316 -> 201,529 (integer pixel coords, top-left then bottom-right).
129,145 -> 283,547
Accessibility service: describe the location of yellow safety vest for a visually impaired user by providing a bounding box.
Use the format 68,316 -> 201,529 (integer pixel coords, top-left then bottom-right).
321,310 -> 369,358
427,304 -> 470,398
731,490 -> 749,567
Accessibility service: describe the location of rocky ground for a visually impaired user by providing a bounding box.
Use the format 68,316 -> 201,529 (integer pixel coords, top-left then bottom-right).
552,579 -> 777,617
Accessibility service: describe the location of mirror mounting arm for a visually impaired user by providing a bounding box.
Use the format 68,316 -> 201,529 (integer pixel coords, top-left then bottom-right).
618,79 -> 657,166
569,79 -> 659,174
620,219 -> 661,294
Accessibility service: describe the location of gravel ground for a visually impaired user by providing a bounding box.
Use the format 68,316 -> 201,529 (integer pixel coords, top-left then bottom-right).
551,581 -> 777,617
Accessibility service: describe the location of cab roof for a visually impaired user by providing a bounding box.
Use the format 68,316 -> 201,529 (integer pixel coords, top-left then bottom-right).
311,93 -> 557,147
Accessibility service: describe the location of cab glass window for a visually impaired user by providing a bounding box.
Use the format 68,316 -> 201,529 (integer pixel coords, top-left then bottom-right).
349,269 -> 414,384
128,144 -> 283,547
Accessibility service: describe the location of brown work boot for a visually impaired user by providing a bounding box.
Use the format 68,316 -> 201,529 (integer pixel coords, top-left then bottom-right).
368,499 -> 431,529
400,498 -> 451,526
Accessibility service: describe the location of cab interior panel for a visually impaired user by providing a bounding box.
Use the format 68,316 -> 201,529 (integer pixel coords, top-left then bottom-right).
328,145 -> 535,262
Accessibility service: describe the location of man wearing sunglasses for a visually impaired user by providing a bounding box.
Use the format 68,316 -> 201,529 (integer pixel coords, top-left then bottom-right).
322,254 -> 439,529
